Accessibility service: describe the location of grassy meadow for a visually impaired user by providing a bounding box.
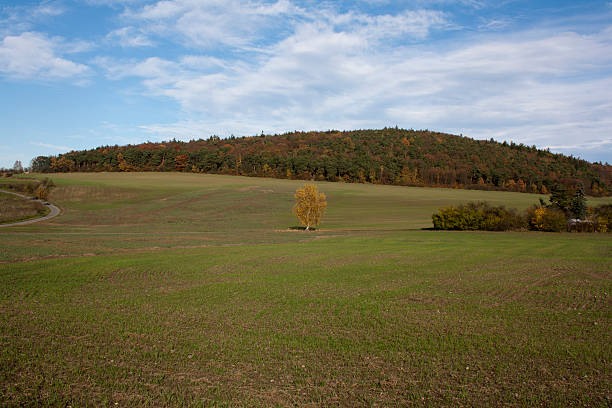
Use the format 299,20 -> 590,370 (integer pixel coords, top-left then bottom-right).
0,173 -> 610,406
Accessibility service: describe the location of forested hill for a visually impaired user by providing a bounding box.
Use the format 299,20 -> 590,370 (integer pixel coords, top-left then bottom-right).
31,128 -> 611,196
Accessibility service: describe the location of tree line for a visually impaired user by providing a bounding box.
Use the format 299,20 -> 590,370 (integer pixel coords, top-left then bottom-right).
29,128 -> 611,196
0,161 -> 25,177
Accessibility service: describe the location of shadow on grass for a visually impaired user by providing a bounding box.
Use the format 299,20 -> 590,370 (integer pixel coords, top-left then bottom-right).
288,226 -> 318,231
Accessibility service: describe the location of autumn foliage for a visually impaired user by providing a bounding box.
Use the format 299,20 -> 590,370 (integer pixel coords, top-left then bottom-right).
432,200 -> 611,232
432,202 -> 525,231
29,128 -> 611,196
526,206 -> 567,232
293,184 -> 327,230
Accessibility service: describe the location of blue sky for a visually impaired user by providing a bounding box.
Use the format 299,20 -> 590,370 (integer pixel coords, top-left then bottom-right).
1,0 -> 611,168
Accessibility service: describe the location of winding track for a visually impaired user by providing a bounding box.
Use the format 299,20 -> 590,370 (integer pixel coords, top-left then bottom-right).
0,190 -> 61,227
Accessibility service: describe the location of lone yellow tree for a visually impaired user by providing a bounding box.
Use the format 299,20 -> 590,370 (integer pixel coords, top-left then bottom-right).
293,184 -> 327,230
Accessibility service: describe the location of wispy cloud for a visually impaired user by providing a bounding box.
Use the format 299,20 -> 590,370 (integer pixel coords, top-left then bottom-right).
30,141 -> 72,151
0,1 -> 65,36
332,9 -> 449,41
121,0 -> 304,49
32,1 -> 65,18
547,138 -> 612,151
84,0 -> 146,4
106,26 -> 153,48
478,17 -> 513,31
119,0 -> 450,51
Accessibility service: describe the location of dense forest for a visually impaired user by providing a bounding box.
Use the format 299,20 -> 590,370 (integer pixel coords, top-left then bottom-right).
30,128 -> 611,196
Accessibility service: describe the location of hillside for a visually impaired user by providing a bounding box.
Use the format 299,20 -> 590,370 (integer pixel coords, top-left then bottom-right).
31,128 -> 611,196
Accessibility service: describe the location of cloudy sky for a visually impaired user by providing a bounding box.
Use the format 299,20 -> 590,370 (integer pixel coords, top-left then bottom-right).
1,0 -> 611,168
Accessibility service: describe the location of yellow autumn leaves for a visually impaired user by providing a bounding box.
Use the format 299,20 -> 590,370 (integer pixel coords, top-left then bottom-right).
293,184 -> 327,230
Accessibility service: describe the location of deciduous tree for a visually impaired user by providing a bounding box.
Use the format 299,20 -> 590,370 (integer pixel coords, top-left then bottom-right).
293,184 -> 327,230
13,160 -> 23,173
35,178 -> 55,200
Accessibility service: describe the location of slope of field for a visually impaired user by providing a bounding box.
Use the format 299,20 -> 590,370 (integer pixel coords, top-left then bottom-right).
0,172 -> 565,263
1,173 -> 610,406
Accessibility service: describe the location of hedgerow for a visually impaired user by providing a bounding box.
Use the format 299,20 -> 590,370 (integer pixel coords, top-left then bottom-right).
432,202 -> 525,231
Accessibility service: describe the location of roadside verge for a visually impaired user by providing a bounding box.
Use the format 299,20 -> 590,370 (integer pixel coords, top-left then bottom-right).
0,190 -> 61,227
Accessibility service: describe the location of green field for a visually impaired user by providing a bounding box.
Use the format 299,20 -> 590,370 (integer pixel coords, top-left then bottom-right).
1,173 -> 610,406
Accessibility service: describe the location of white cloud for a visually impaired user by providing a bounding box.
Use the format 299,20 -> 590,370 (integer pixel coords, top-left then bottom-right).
1,35 -> 88,80
0,32 -> 90,80
121,0 -> 303,49
99,3 -> 452,110
120,0 -> 448,51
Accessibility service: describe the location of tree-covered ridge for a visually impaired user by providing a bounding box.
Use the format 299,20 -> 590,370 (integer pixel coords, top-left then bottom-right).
31,128 -> 611,196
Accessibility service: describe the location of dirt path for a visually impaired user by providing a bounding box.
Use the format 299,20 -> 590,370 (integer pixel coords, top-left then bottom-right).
0,190 -> 61,227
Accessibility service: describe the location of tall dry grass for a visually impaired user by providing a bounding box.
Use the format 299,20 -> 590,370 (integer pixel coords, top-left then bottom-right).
0,194 -> 47,223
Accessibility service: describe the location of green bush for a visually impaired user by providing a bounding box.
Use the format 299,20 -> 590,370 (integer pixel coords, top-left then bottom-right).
432,202 -> 526,231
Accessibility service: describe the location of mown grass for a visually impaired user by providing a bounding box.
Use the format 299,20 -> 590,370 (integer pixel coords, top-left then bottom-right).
0,172 -> 610,406
0,192 -> 48,224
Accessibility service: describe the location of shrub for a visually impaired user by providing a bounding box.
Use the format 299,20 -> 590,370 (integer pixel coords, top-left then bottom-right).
527,206 -> 567,232
35,178 -> 55,200
432,206 -> 471,230
432,200 -> 609,233
432,202 -> 525,231
595,218 -> 608,233
590,204 -> 612,232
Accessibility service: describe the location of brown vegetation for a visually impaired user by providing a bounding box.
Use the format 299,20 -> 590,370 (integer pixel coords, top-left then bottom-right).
0,193 -> 47,223
30,128 -> 611,196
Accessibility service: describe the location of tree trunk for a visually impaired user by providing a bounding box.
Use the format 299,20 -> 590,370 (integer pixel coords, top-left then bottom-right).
305,207 -> 312,230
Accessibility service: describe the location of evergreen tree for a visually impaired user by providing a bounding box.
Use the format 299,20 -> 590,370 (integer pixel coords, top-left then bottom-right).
549,185 -> 572,215
570,184 -> 587,219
